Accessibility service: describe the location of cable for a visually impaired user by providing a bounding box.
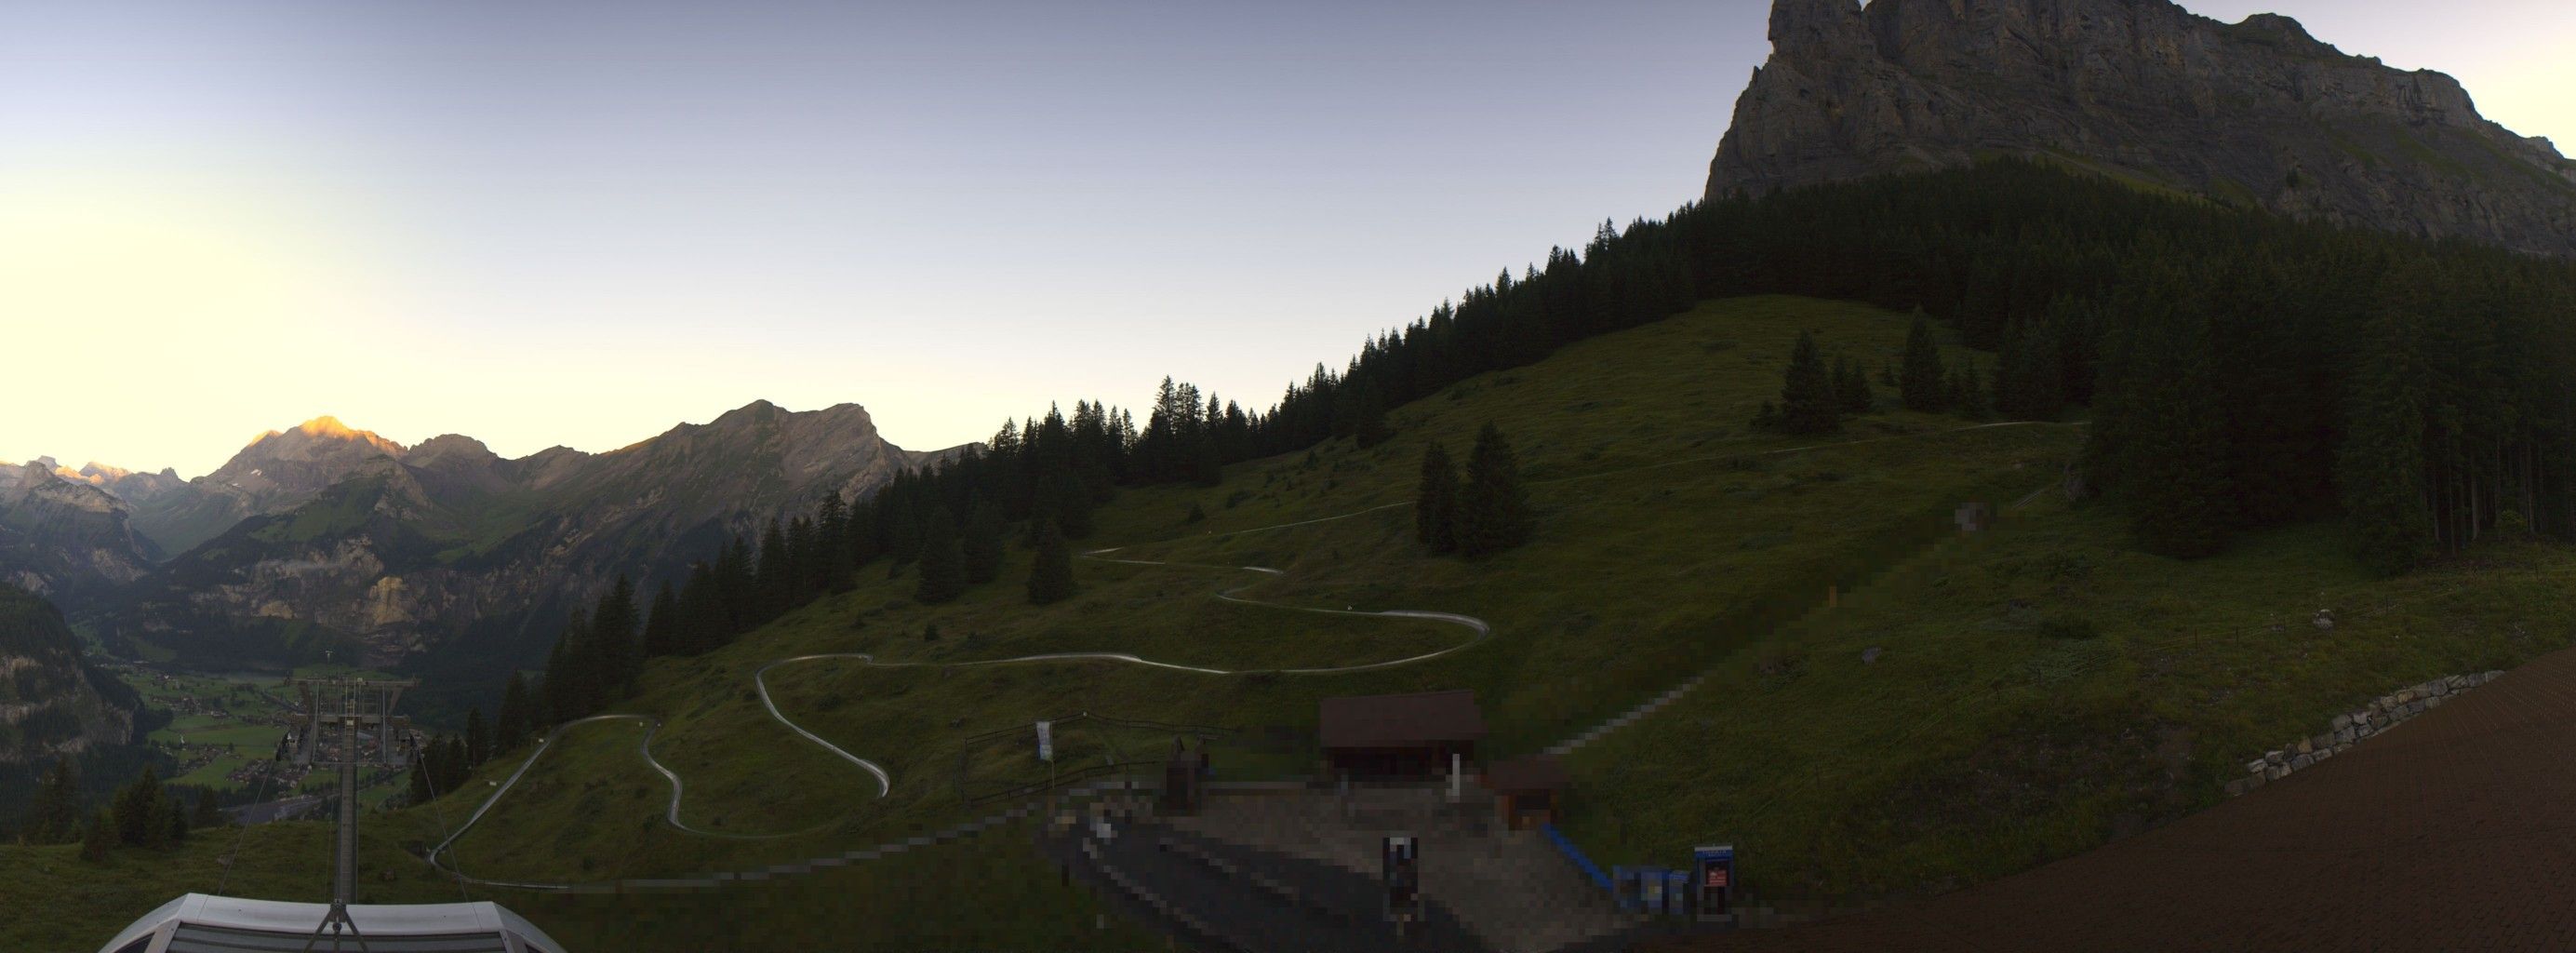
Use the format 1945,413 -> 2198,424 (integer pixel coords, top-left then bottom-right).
412,733 -> 474,903
213,754 -> 280,897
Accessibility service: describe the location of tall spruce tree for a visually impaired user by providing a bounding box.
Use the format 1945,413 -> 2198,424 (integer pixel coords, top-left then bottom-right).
816,492 -> 856,593
1026,519 -> 1076,605
1833,354 -> 1874,414
407,757 -> 433,806
2338,307 -> 2434,574
755,519 -> 796,615
1901,313 -> 1948,411
1949,360 -> 1993,420
21,756 -> 79,844
1052,470 -> 1097,539
542,609 -> 592,722
464,707 -> 490,769
1995,315 -> 2065,420
79,807 -> 111,862
641,582 -> 679,658
495,672 -> 532,753
592,576 -> 641,700
190,787 -> 223,830
1455,423 -> 1534,557
915,505 -> 966,604
1415,441 -> 1461,555
961,503 -> 1005,584
2113,311 -> 2236,557
1776,330 -> 1842,434
112,766 -> 167,849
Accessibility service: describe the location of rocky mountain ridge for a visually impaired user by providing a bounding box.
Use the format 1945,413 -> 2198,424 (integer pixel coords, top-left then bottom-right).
0,463 -> 163,604
95,400 -> 956,687
1710,0 -> 2576,257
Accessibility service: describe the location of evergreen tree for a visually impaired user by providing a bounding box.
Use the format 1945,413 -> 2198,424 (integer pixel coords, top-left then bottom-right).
495,672 -> 532,753
1949,360 -> 1993,420
2338,307 -> 2434,575
756,519 -> 796,611
2112,312 -> 2236,557
1995,315 -> 2065,420
464,707 -> 490,769
20,756 -> 78,844
641,582 -> 680,658
190,787 -> 223,830
407,757 -> 433,807
886,505 -> 925,569
165,799 -> 186,845
78,807 -> 110,863
914,505 -> 966,604
1833,354 -> 1874,414
112,766 -> 167,849
815,492 -> 856,593
961,503 -> 1005,584
1052,470 -> 1096,539
1414,441 -> 1460,555
1454,423 -> 1534,557
592,576 -> 640,701
542,609 -> 592,722
1347,382 -> 1392,449
1901,313 -> 1948,411
1775,330 -> 1842,434
1026,519 -> 1076,605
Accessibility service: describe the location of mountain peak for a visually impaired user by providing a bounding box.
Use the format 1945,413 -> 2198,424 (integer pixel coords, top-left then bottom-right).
297,415 -> 359,437
711,399 -> 787,427
235,415 -> 405,457
1708,0 -> 2576,256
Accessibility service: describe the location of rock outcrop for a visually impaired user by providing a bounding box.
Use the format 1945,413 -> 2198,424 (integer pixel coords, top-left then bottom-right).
0,585 -> 141,765
1709,0 -> 2576,257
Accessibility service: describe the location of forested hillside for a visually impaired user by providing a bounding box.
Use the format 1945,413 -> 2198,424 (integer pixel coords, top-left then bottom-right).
558,162 -> 2576,694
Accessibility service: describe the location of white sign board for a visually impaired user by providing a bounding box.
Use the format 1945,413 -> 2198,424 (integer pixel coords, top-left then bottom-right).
1036,720 -> 1054,762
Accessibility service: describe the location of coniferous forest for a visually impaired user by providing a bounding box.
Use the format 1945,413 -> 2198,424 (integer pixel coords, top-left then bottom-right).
521,159 -> 2576,730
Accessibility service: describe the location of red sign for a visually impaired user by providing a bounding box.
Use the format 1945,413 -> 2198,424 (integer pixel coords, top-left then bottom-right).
1706,869 -> 1728,888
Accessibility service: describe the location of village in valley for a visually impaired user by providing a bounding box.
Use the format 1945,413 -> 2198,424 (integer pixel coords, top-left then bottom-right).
113,660 -> 411,823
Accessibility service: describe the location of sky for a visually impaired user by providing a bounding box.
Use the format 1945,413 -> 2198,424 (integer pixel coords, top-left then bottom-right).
2,1 -> 2568,479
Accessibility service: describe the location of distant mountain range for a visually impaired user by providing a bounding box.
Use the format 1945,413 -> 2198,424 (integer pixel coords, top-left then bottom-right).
0,401 -> 959,690
1713,0 -> 2576,257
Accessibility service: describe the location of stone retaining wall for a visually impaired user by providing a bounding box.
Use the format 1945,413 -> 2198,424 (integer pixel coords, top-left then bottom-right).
2225,670 -> 2503,798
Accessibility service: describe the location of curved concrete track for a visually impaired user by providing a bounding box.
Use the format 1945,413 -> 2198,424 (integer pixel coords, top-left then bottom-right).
426,422 -> 2073,892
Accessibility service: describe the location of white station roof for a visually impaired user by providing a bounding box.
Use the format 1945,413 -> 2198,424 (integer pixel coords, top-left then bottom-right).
96,893 -> 566,953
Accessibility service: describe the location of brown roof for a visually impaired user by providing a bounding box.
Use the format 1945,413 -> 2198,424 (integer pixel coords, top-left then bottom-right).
1482,754 -> 1571,792
1318,690 -> 1486,749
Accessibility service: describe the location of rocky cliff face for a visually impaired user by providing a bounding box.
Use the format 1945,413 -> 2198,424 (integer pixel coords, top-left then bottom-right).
0,463 -> 162,603
0,585 -> 141,765
104,400 -> 954,674
1710,0 -> 2576,257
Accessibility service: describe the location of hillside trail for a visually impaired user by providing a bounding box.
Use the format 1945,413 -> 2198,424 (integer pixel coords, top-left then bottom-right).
424,421 -> 2078,891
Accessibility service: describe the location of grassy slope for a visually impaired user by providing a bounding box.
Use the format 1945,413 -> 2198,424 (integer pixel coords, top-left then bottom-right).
45,292 -> 2563,946
365,296 -> 2076,949
1560,495 -> 2576,904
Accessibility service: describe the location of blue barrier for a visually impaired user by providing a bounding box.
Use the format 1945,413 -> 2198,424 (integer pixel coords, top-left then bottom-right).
1540,823 -> 1614,893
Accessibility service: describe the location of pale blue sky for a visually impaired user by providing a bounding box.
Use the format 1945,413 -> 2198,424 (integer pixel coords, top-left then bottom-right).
3,1 -> 2566,477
